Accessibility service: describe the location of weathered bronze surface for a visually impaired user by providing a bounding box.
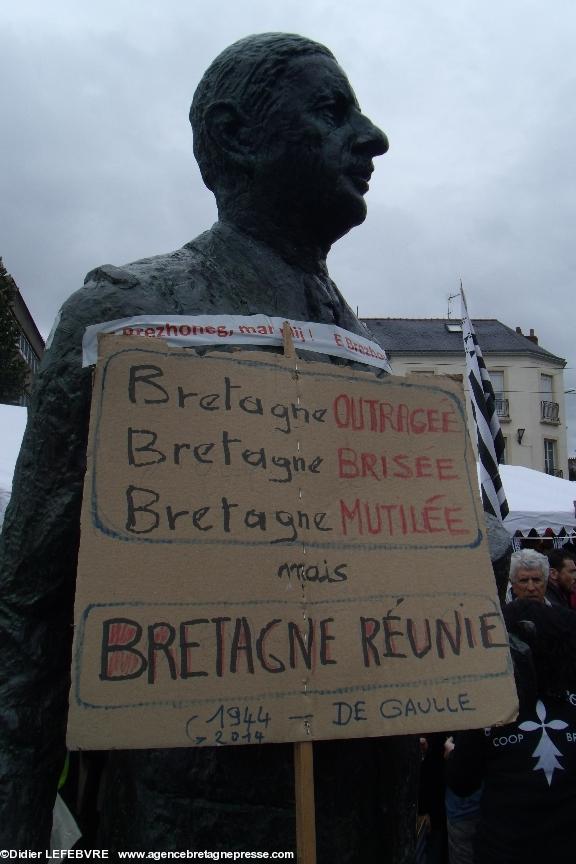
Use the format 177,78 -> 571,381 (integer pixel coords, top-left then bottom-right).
0,33 -> 418,859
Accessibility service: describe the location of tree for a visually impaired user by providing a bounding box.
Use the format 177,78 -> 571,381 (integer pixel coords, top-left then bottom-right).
0,258 -> 29,405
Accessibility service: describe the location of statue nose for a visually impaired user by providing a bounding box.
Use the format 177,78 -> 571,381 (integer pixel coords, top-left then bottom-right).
354,113 -> 389,156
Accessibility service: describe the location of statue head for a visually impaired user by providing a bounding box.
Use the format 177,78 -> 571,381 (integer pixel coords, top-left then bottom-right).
190,33 -> 388,250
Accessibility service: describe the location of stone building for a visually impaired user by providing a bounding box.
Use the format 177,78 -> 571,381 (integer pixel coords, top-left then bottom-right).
363,318 -> 568,478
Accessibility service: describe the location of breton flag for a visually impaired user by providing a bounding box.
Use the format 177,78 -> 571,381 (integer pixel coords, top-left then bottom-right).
461,286 -> 509,520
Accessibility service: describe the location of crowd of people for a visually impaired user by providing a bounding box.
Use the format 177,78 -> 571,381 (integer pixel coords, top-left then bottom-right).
420,540 -> 576,864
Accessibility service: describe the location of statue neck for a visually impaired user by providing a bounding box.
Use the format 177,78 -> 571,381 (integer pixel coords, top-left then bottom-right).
217,207 -> 331,275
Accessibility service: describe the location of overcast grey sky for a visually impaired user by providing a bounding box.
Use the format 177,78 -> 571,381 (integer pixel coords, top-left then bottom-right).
2,0 -> 575,454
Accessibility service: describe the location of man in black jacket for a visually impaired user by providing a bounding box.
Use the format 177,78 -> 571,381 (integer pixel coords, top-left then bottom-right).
446,601 -> 576,864
545,549 -> 576,607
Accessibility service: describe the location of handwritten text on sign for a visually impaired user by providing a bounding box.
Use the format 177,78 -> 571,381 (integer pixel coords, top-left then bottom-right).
68,338 -> 517,749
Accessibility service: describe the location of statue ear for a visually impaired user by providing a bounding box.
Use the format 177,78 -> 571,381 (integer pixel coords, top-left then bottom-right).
204,101 -> 255,169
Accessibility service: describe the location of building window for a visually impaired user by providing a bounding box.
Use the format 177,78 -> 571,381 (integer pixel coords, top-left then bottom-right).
544,439 -> 557,475
490,370 -> 504,396
540,374 -> 559,423
541,374 -> 554,397
18,330 -> 39,373
488,370 -> 509,419
501,437 -> 507,465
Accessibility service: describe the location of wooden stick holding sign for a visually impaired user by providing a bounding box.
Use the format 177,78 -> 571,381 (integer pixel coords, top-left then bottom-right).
294,739 -> 317,864
282,320 -> 317,864
282,320 -> 295,359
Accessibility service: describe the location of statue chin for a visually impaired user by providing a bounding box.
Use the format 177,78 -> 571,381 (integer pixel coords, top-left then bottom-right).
322,195 -> 368,245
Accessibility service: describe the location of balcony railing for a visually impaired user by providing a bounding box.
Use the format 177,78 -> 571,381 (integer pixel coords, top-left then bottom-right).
541,400 -> 560,423
495,398 -> 509,419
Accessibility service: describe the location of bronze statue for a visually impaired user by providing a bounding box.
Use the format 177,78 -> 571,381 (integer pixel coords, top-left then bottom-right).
0,33 -> 417,859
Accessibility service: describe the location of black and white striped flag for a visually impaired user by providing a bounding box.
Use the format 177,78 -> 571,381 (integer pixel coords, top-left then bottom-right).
461,287 -> 509,520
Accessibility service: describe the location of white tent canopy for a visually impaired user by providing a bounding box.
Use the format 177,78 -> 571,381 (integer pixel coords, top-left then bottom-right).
0,404 -> 27,528
477,463 -> 576,537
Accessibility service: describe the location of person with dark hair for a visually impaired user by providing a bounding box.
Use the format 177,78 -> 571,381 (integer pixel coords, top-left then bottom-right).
446,600 -> 576,863
0,34 -> 419,859
561,543 -> 576,610
545,549 -> 576,607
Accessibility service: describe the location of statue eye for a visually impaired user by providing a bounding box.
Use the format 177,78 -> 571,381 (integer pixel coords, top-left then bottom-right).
319,97 -> 348,125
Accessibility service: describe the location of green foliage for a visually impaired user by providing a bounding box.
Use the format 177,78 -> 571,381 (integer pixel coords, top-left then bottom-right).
0,259 -> 29,405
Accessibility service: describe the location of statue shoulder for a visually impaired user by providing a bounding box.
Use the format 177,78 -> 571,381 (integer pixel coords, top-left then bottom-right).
81,237 -> 212,304
48,235 -> 215,352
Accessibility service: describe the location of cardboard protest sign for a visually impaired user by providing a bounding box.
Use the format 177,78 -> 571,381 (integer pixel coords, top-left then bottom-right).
67,335 -> 517,749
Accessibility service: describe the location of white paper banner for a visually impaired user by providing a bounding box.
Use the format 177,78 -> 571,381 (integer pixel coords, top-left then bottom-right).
82,315 -> 391,372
